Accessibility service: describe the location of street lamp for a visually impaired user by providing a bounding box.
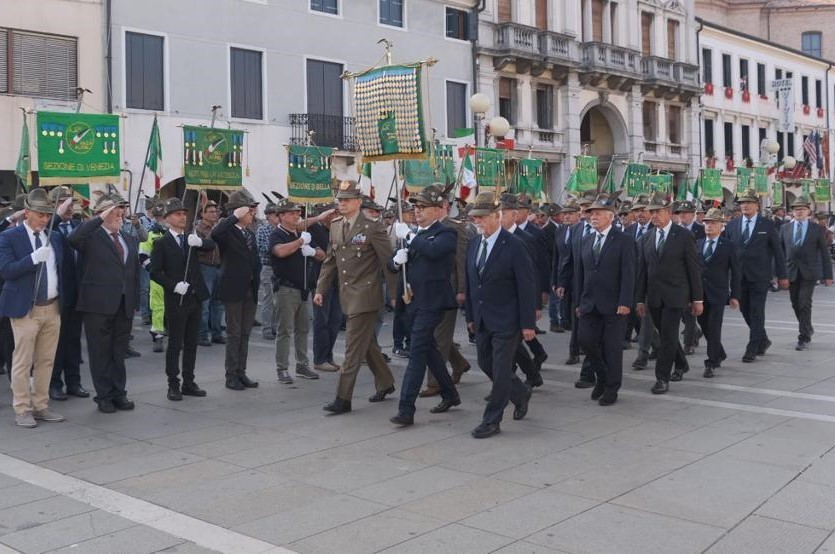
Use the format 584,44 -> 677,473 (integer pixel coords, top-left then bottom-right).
488,116 -> 510,144
469,93 -> 491,147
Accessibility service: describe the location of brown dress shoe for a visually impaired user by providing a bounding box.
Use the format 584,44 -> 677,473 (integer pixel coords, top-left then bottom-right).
418,385 -> 440,398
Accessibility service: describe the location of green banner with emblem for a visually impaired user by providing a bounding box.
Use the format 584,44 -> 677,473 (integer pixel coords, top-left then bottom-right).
183,126 -> 244,188
575,155 -> 598,192
700,168 -> 723,200
475,148 -> 506,190
736,167 -> 752,193
753,166 -> 769,195
801,179 -> 813,196
622,163 -> 651,197
815,179 -> 832,203
647,173 -> 672,193
773,181 -> 784,206
516,158 -> 544,198
287,145 -> 334,202
36,111 -> 121,185
402,143 -> 456,192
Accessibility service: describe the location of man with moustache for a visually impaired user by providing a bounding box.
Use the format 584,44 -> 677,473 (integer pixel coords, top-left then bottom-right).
780,196 -> 833,351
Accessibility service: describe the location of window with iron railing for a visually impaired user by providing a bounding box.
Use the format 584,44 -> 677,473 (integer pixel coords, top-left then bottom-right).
0,28 -> 77,100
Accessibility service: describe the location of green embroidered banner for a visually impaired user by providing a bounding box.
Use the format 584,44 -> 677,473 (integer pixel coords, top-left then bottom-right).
700,168 -> 724,200
801,179 -> 813,195
183,126 -> 244,188
753,166 -> 769,195
575,156 -> 598,192
36,111 -> 121,185
287,145 -> 334,202
647,173 -> 672,193
622,163 -> 650,197
435,143 -> 456,185
736,168 -> 752,193
516,159 -> 544,198
353,64 -> 428,162
402,144 -> 456,192
773,181 -> 784,206
815,179 -> 831,203
476,148 -> 506,190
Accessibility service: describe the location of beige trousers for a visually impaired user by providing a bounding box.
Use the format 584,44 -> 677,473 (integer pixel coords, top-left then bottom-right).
10,302 -> 61,415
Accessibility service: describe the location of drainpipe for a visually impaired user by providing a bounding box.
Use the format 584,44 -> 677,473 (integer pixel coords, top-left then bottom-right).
696,19 -> 704,176
826,62 -> 832,187
105,0 -> 113,114
470,0 -> 487,94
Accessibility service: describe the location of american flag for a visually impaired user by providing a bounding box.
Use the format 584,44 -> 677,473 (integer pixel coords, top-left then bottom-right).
804,131 -> 818,171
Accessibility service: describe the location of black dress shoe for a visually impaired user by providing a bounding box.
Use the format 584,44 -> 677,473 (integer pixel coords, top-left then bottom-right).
430,396 -> 461,414
113,397 -> 135,410
239,375 -> 259,388
525,373 -> 544,388
513,386 -> 532,421
574,378 -> 595,389
795,341 -> 808,351
533,352 -> 548,371
389,414 -> 414,426
125,346 -> 142,358
632,354 -> 648,370
471,422 -> 501,439
484,393 -> 492,402
622,340 -> 632,350
703,366 -> 715,378
590,382 -> 605,401
66,386 -> 90,398
181,382 -> 207,397
381,352 -> 392,362
651,380 -> 668,394
535,327 -> 546,335
648,350 -> 658,360
198,337 -> 212,347
97,400 -> 117,414
368,385 -> 395,403
212,336 -> 226,345
167,386 -> 183,401
50,388 -> 68,401
757,339 -> 772,355
323,398 -> 352,414
565,354 -> 580,365
670,370 -> 683,382
225,376 -> 245,390
742,352 -> 757,363
598,391 -> 618,406
684,346 -> 695,356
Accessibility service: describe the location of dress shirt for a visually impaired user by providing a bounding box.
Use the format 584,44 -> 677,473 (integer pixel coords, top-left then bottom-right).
478,227 -> 502,266
793,219 -> 809,245
655,220 -> 673,250
102,228 -> 128,263
23,222 -> 58,300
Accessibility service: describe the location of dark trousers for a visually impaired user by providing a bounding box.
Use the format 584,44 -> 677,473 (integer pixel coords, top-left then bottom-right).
570,306 -> 598,382
577,310 -> 627,392
165,295 -> 201,386
398,308 -> 458,418
739,279 -> 769,354
477,325 -> 526,425
648,305 -> 686,382
1,316 -> 14,376
392,297 -> 413,350
83,299 -> 131,402
312,283 -> 342,365
50,308 -> 83,390
789,279 -> 816,343
682,311 -> 698,347
223,291 -> 257,377
697,302 -> 726,368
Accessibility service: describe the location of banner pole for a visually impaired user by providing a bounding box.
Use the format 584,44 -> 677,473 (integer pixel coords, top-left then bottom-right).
132,117 -> 155,214
392,160 -> 409,300
179,188 -> 202,306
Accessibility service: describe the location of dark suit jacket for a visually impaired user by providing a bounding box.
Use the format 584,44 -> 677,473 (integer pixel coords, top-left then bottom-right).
211,215 -> 261,302
388,220 -> 457,312
636,223 -> 703,309
551,224 -> 570,290
441,216 -> 469,296
541,220 -> 558,266
624,222 -> 654,244
557,220 -> 593,305
682,222 -> 706,241
50,217 -> 82,310
725,215 -> 787,282
0,224 -> 65,318
150,231 -> 217,306
69,216 -> 140,316
780,221 -> 834,282
465,228 -> 536,333
576,228 -> 635,315
518,222 -> 550,294
697,236 -> 742,305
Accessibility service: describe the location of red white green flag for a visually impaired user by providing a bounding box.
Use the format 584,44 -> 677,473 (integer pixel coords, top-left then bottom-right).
146,116 -> 162,191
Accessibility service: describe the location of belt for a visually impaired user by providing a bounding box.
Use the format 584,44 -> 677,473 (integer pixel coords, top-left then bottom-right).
34,298 -> 58,307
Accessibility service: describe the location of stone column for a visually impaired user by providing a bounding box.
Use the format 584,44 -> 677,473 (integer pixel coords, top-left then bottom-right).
560,72 -> 583,189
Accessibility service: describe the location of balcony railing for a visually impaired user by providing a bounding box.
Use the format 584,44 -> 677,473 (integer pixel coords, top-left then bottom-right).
538,31 -> 579,64
289,113 -> 357,151
581,42 -> 641,75
673,62 -> 699,87
495,22 -> 541,56
644,141 -> 687,158
641,56 -> 673,80
512,127 -> 564,151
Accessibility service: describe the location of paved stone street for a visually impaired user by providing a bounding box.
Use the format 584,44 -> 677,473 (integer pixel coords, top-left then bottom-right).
2,287 -> 835,553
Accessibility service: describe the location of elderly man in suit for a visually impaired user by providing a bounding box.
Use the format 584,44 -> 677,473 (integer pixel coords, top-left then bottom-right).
69,193 -> 140,414
150,198 -> 216,401
0,189 -> 72,427
725,188 -> 789,362
211,190 -> 261,391
696,208 -> 742,378
314,180 -> 398,415
575,195 -> 635,406
780,196 -> 834,351
465,192 -> 537,439
636,193 -> 704,394
388,185 -> 461,426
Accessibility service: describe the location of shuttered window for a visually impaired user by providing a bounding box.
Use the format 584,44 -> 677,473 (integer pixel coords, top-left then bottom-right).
380,0 -> 404,27
667,19 -> 678,60
535,0 -> 547,30
446,81 -> 467,137
4,29 -> 77,100
641,13 -> 653,56
497,0 -> 512,23
592,0 -> 604,42
125,32 -> 164,111
230,47 -> 263,120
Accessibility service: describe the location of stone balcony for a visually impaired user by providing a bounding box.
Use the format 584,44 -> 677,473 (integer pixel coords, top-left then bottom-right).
579,42 -> 642,90
482,22 -> 579,77
641,57 -> 701,101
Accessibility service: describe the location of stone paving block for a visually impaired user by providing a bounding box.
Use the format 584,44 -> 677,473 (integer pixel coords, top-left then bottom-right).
0,482 -> 56,510
42,441 -> 168,474
756,479 -> 835,531
0,423 -> 101,455
716,433 -> 830,471
216,435 -> 337,468
289,508 -> 445,554
378,522 -> 514,553
70,450 -> 206,485
798,450 -> 835,487
491,540 -> 565,553
707,412 -> 789,434
400,477 -> 536,522
613,456 -> 796,529
148,422 -> 254,448
0,496 -> 94,536
763,396 -> 835,417
527,503 -> 724,553
0,473 -> 21,490
11,433 -> 137,463
350,466 -> 481,507
109,460 -> 244,497
233,493 -> 388,545
179,428 -> 298,459
754,376 -> 821,392
46,524 -> 184,554
763,418 -> 835,444
706,515 -> 827,553
157,542 -> 222,553
662,425 -> 754,455
555,413 -> 646,440
0,509 -> 133,552
461,489 -> 599,539
79,407 -> 221,441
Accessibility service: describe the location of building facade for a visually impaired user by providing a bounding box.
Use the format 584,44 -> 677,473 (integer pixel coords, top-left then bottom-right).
475,0 -> 702,198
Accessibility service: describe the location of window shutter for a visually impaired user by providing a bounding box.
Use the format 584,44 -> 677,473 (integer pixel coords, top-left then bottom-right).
497,0 -> 511,23
535,0 -> 547,30
641,13 -> 652,56
12,31 -> 77,100
231,48 -> 262,119
0,29 -> 7,93
392,0 -> 403,27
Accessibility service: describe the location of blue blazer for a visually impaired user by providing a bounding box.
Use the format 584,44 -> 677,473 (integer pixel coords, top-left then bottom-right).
465,228 -> 536,334
725,215 -> 787,283
0,224 -> 64,318
696,236 -> 742,305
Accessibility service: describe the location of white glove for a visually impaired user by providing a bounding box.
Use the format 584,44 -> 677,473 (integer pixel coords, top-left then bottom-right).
31,245 -> 50,264
299,231 -> 312,245
173,281 -> 190,296
393,248 -> 409,266
393,222 -> 411,240
142,258 -> 151,269
301,245 -> 316,257
187,233 -> 203,247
